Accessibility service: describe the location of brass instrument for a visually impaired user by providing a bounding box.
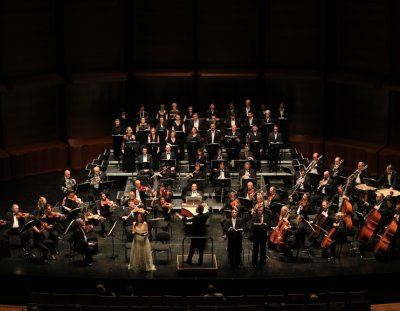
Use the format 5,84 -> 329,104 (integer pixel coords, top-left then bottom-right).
332,159 -> 344,177
317,177 -> 329,192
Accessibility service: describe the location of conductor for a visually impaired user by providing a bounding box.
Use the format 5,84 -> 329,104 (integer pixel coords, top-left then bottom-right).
184,204 -> 209,266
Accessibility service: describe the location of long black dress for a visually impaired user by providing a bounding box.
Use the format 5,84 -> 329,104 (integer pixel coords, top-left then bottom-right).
123,134 -> 136,172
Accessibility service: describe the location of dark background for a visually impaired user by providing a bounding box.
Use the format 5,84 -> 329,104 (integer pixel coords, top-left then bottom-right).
0,0 -> 399,180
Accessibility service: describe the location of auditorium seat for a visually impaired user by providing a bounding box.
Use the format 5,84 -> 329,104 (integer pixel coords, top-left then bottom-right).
288,135 -> 324,157
163,295 -> 186,306
52,293 -> 73,305
0,149 -> 11,181
141,295 -> 163,306
31,292 -> 51,304
74,293 -> 96,305
226,295 -> 245,305
96,295 -> 118,306
68,138 -> 112,170
325,138 -> 384,177
117,295 -> 140,306
6,140 -> 68,178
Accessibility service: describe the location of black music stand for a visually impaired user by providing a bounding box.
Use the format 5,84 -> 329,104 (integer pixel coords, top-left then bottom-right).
238,197 -> 253,211
99,180 -> 114,192
206,143 -> 220,160
213,178 -> 231,203
146,141 -> 159,154
160,178 -> 174,188
107,220 -> 118,260
269,141 -> 283,170
76,181 -> 90,194
160,159 -> 176,168
137,129 -> 150,144
136,161 -> 151,171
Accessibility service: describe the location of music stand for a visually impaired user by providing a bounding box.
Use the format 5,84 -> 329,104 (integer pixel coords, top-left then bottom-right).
160,159 -> 176,168
187,140 -> 201,154
137,129 -> 150,143
211,159 -> 228,169
99,180 -> 114,191
136,161 -> 151,171
206,143 -> 220,156
76,181 -> 90,194
269,141 -> 283,169
238,197 -> 253,212
185,196 -> 202,205
107,220 -> 118,260
157,129 -> 167,141
160,178 -> 174,188
213,178 -> 231,203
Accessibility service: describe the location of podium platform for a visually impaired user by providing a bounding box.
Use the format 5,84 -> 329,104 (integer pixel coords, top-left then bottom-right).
176,254 -> 218,277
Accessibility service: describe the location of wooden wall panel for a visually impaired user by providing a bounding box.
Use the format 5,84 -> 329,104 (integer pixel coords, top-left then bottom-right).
197,77 -> 258,116
197,0 -> 259,69
1,86 -> 60,147
133,77 -> 194,119
330,84 -> 388,144
0,0 -> 57,77
264,79 -> 324,138
63,0 -> 125,72
133,0 -> 194,70
265,0 -> 325,70
65,81 -> 126,139
389,91 -> 400,147
336,0 -> 391,74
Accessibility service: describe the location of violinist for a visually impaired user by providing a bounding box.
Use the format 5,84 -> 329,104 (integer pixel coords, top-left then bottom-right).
42,204 -> 64,252
93,192 -> 117,237
251,194 -> 267,215
35,196 -> 48,217
5,204 -> 31,254
61,188 -> 83,221
32,219 -> 56,264
121,200 -> 146,242
241,181 -> 256,202
265,186 -> 281,222
224,209 -> 244,269
323,212 -> 346,260
289,192 -> 311,220
131,179 -> 148,203
281,214 -> 307,260
155,196 -> 173,221
251,205 -> 271,269
157,182 -> 173,202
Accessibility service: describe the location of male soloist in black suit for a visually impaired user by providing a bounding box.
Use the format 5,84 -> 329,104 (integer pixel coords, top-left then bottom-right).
224,210 -> 244,269
251,205 -> 271,268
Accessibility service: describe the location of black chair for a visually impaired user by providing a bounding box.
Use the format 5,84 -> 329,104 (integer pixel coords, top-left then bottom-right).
152,231 -> 172,263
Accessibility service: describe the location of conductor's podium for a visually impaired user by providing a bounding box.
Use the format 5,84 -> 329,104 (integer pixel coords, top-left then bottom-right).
177,236 -> 218,277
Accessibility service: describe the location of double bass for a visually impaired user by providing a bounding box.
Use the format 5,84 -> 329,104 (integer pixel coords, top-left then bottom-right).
374,214 -> 399,254
340,176 -> 353,231
358,194 -> 391,243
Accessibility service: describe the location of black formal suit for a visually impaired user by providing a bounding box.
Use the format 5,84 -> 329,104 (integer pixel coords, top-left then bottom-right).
131,186 -> 147,203
268,132 -> 283,171
239,168 -> 256,180
205,130 -> 222,145
188,119 -> 205,132
330,193 -> 353,214
161,152 -> 177,168
226,118 -> 242,130
186,211 -> 209,265
184,190 -> 204,202
225,109 -> 239,119
251,212 -> 271,266
225,130 -> 241,160
72,227 -> 96,263
377,170 -> 398,190
261,117 -> 275,137
137,154 -> 153,168
284,221 -> 307,257
311,176 -> 336,204
186,134 -> 202,165
313,207 -> 336,233
240,106 -> 255,119
248,131 -> 263,160
224,217 -> 244,268
243,118 -> 259,128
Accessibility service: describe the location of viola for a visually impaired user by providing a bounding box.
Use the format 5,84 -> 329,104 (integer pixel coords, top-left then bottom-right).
16,212 -> 31,219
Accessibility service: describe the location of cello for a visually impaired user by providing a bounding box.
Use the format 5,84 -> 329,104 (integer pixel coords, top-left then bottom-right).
321,214 -> 344,249
311,202 -> 330,239
374,214 -> 399,254
358,193 -> 391,243
269,206 -> 290,250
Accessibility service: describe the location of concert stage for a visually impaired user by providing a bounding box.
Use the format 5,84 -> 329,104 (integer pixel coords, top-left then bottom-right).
1,172 -> 400,307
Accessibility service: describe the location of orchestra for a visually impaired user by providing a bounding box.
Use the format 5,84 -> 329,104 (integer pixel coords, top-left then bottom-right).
3,100 -> 400,272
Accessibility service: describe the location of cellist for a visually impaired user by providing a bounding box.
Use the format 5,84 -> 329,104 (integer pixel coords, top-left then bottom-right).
310,199 -> 335,244
322,212 -> 346,260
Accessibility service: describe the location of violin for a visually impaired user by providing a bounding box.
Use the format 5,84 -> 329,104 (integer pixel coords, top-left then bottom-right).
16,212 -> 31,219
138,186 -> 148,192
230,199 -> 240,210
162,201 -> 173,213
0,219 -> 7,226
